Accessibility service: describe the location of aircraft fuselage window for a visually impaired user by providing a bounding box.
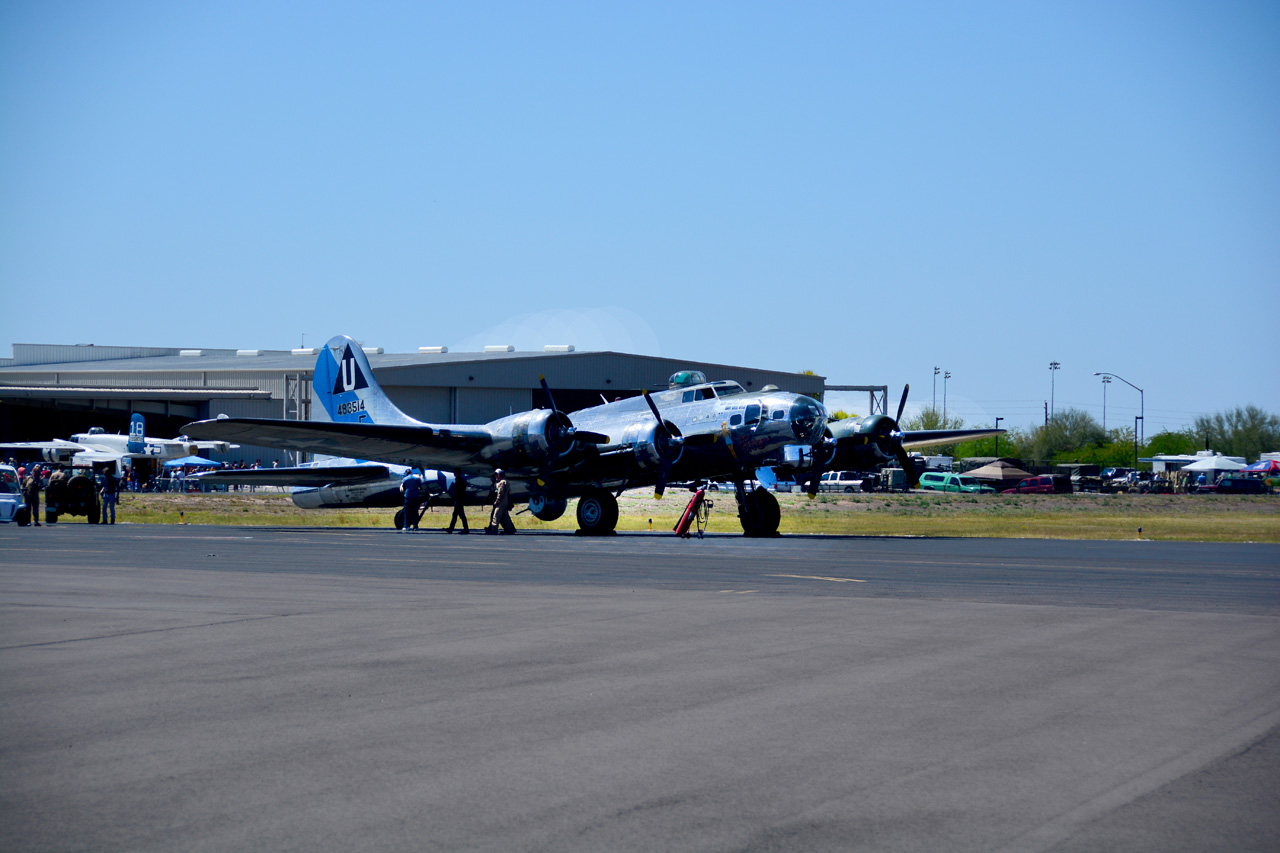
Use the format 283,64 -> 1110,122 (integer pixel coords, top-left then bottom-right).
745,404 -> 761,425
772,410 -> 786,420
730,414 -> 743,427
682,390 -> 695,403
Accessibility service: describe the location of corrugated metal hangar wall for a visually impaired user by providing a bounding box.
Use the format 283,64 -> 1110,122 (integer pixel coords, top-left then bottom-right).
0,343 -> 827,465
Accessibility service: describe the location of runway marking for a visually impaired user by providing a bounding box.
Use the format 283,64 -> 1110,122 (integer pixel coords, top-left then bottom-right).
770,574 -> 867,583
719,589 -> 758,594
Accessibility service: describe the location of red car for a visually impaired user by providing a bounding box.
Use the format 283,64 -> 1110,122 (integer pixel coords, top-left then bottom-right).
1001,475 -> 1073,495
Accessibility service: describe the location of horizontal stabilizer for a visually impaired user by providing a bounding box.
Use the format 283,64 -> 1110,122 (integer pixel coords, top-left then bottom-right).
192,465 -> 393,488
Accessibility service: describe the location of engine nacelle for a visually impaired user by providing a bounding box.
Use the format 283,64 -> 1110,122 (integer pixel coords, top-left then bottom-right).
42,447 -> 77,464
481,408 -> 577,468
619,419 -> 683,471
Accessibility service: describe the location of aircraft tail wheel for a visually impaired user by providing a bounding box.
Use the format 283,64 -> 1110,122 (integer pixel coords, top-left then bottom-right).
739,488 -> 780,537
576,489 -> 619,534
393,508 -> 406,530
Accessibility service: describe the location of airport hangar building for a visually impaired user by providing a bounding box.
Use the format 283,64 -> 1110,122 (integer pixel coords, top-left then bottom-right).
0,342 -> 884,465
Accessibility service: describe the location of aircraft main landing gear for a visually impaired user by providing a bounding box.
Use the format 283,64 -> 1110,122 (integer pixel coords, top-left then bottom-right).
575,488 -> 619,535
735,482 -> 780,537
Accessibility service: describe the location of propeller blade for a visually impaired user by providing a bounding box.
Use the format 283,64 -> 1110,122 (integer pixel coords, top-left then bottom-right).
641,390 -> 665,429
896,384 -> 910,424
895,446 -> 920,489
539,375 -> 558,413
575,430 -> 610,445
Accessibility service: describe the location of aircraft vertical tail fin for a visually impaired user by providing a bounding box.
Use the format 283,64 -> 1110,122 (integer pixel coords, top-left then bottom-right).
313,336 -> 420,426
127,414 -> 145,454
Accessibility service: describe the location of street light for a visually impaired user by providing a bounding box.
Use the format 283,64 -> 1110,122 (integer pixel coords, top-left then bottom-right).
933,366 -> 940,411
1049,362 -> 1060,419
1094,371 -> 1144,444
995,417 -> 1003,458
943,371 -> 952,421
1100,374 -> 1112,432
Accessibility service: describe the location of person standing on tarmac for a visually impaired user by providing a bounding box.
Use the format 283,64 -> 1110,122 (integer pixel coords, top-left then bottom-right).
99,467 -> 119,524
400,468 -> 424,530
491,469 -> 516,534
446,473 -> 469,534
23,465 -> 41,526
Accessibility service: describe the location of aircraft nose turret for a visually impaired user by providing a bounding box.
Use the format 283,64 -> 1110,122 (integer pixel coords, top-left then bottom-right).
788,396 -> 827,443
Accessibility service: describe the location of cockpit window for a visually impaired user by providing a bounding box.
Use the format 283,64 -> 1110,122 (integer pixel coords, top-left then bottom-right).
713,383 -> 745,397
789,398 -> 826,442
682,390 -> 695,403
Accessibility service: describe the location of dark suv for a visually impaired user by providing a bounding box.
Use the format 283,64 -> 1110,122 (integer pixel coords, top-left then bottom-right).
1000,475 -> 1072,495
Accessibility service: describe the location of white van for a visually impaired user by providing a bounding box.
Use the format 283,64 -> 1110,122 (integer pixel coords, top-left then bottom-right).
0,465 -> 31,525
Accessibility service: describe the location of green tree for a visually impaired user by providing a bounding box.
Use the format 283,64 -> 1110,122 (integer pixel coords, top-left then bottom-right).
1191,405 -> 1280,461
1023,408 -> 1106,464
1144,430 -> 1199,457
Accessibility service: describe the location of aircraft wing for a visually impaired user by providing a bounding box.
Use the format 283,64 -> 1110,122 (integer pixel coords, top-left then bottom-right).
0,438 -> 85,453
182,417 -> 491,468
901,428 -> 1005,450
192,464 -> 394,488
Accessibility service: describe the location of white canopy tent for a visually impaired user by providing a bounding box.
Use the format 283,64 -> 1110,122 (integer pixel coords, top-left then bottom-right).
1180,455 -> 1245,475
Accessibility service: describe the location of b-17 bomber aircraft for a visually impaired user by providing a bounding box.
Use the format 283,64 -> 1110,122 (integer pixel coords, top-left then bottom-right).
183,335 -> 833,535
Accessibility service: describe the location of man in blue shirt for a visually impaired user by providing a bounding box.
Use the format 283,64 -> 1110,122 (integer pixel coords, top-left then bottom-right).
400,469 -> 423,531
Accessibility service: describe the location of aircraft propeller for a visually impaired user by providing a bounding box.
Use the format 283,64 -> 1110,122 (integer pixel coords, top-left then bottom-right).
641,389 -> 685,498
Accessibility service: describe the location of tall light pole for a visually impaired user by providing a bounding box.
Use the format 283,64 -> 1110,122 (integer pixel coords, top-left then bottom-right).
995,416 -> 1003,458
1048,362 -> 1060,419
943,371 -> 952,421
1094,371 -> 1144,444
933,366 -> 940,412
1134,416 -> 1143,469
1100,374 -> 1111,432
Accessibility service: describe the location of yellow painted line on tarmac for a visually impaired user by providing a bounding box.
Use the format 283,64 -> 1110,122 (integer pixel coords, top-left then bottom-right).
770,574 -> 867,583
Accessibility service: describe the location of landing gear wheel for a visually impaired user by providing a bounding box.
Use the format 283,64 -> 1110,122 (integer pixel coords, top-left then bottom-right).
739,488 -> 780,537
576,489 -> 619,535
393,508 -> 406,530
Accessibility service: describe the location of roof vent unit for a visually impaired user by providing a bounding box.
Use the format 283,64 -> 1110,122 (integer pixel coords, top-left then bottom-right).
179,349 -> 203,357
484,345 -> 515,353
236,349 -> 262,357
419,346 -> 448,354
361,346 -> 384,355
292,347 -> 319,355
544,344 -> 575,352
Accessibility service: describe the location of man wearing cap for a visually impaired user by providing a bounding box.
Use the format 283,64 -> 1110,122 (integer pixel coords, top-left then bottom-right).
491,469 -> 515,534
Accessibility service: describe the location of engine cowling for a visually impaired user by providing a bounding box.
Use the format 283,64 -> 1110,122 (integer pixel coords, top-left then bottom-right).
42,447 -> 77,464
482,408 -> 577,468
619,419 -> 683,471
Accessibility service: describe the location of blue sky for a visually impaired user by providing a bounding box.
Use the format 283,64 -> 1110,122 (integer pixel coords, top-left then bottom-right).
2,1 -> 1276,434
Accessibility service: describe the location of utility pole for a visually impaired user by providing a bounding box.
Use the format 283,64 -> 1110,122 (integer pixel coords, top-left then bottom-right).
1101,374 -> 1111,432
1044,401 -> 1048,426
1049,362 -> 1060,419
995,417 -> 1003,458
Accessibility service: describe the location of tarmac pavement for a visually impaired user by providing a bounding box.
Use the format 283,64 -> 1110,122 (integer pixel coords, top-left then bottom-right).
2,524 -> 1278,851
